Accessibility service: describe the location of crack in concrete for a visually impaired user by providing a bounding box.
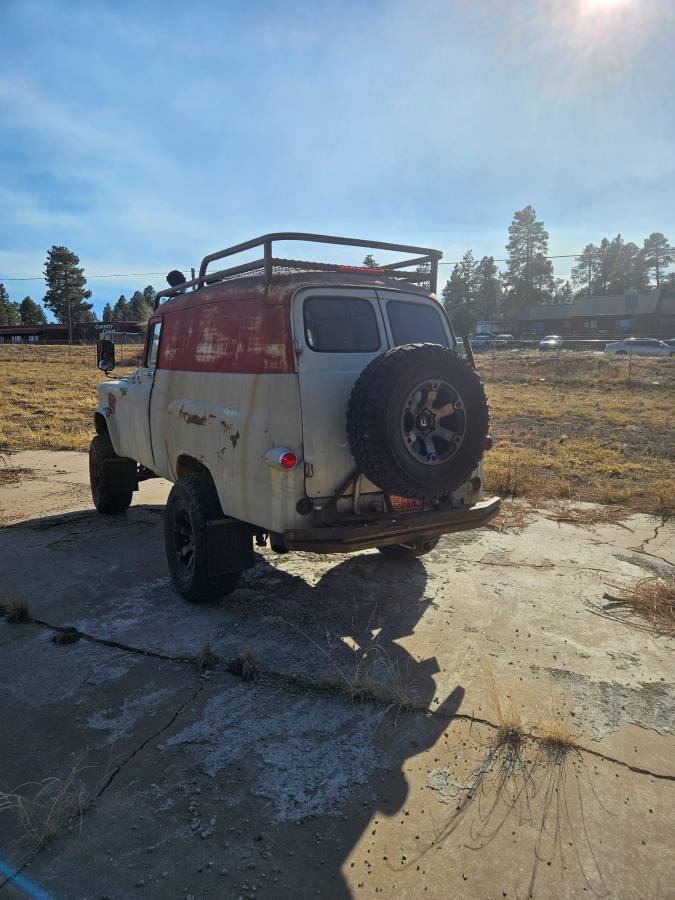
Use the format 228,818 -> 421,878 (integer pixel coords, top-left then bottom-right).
629,516 -> 673,564
4,612 -> 674,790
0,686 -> 203,894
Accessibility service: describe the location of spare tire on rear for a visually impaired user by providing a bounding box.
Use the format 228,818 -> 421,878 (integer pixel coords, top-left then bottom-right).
346,343 -> 489,500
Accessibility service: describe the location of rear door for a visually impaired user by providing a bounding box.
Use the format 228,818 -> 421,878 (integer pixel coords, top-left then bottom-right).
293,288 -> 386,498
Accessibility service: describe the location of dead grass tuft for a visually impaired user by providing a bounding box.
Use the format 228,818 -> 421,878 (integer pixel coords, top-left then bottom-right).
0,767 -> 92,851
5,599 -> 30,623
480,658 -> 526,747
604,575 -> 675,637
341,648 -> 419,714
197,642 -> 218,673
532,708 -> 579,757
230,647 -> 257,681
543,499 -> 629,528
488,498 -> 534,533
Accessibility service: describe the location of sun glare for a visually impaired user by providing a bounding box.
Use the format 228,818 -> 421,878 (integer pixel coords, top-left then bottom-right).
580,0 -> 632,13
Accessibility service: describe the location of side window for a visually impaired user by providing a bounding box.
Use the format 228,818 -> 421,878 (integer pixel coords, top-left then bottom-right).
146,321 -> 162,368
387,301 -> 448,346
304,297 -> 380,352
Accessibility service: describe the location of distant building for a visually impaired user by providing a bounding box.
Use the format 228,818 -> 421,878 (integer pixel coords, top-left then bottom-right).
0,320 -> 146,344
478,290 -> 674,339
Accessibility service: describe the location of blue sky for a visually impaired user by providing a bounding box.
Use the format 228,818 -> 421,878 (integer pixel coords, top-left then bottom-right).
1,0 -> 673,318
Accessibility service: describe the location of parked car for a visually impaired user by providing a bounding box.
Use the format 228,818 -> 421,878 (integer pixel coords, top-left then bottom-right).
605,338 -> 675,357
470,333 -> 496,351
538,335 -> 563,351
90,232 -> 499,602
493,333 -> 515,348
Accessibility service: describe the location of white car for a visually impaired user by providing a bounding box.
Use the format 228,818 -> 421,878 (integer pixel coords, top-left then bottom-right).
605,338 -> 675,357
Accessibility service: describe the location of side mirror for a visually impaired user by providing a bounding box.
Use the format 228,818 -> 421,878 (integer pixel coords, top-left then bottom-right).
96,339 -> 116,373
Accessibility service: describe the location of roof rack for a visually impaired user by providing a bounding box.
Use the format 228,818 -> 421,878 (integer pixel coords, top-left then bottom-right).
154,232 -> 442,309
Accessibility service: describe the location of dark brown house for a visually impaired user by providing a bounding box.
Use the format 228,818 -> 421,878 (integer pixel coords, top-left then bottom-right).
0,320 -> 146,344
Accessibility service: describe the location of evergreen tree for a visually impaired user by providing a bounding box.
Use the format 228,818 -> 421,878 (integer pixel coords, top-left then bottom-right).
113,295 -> 129,320
442,251 -> 476,333
643,232 -> 673,286
142,284 -> 157,306
128,290 -> 153,322
604,236 -> 648,294
362,254 -> 379,268
571,244 -> 598,297
19,296 -> 47,324
101,303 -> 114,323
553,280 -> 574,304
474,256 -> 500,320
42,245 -> 93,324
503,206 -> 552,309
0,284 -> 21,325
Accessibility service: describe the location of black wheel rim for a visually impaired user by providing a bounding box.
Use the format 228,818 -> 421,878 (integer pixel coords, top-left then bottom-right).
173,501 -> 195,578
400,379 -> 467,466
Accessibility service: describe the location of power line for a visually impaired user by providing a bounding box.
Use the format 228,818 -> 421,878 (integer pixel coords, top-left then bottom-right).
0,270 -> 186,281
0,252 -> 587,281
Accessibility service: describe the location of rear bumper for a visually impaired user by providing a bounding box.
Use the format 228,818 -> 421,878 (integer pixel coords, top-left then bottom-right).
283,496 -> 501,553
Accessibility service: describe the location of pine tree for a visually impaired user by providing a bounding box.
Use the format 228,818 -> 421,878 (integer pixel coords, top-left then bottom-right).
42,246 -> 93,324
19,296 -> 47,324
604,236 -> 649,294
474,256 -> 500,320
571,244 -> 599,298
142,285 -> 156,306
128,290 -> 153,322
362,254 -> 379,268
504,206 -> 552,309
101,303 -> 114,323
643,232 -> 673,286
442,251 -> 476,333
113,295 -> 129,320
0,284 -> 21,325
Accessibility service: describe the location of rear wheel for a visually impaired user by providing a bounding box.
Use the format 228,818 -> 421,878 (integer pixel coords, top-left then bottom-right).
164,476 -> 243,603
378,537 -> 440,559
89,434 -> 133,514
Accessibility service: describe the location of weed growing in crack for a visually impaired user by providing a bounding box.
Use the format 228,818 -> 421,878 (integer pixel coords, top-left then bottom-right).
5,600 -> 30,624
604,574 -> 675,637
52,627 -> 80,646
197,642 -> 218,673
229,647 -> 257,682
0,766 -> 92,851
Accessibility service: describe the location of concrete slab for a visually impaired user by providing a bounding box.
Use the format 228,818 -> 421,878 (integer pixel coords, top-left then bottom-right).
0,451 -> 673,898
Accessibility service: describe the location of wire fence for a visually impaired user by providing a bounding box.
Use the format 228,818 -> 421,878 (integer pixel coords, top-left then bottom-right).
0,342 -> 672,389
0,340 -> 142,366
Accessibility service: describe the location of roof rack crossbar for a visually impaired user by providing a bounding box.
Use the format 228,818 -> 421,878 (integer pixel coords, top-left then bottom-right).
153,233 -> 442,309
198,232 -> 442,291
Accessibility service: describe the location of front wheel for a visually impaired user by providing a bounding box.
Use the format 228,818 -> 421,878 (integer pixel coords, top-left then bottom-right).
164,476 -> 242,603
89,435 -> 133,514
378,537 -> 440,559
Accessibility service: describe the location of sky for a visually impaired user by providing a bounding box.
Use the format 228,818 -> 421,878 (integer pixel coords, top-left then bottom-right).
1,0 -> 674,319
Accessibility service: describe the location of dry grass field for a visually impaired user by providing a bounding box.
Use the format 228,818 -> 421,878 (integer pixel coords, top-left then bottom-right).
0,345 -> 673,515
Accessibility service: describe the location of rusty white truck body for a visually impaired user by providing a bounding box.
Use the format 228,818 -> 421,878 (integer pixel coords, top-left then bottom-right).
91,234 -> 498,601
97,273 -> 492,540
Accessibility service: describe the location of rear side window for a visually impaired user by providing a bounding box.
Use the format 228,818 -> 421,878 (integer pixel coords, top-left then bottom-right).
387,301 -> 448,346
304,297 -> 380,352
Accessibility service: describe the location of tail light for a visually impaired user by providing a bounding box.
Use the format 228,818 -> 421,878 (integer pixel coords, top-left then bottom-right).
484,435 -> 494,451
264,448 -> 298,471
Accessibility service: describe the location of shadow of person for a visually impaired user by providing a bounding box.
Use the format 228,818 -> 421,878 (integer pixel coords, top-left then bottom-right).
239,549 -> 465,897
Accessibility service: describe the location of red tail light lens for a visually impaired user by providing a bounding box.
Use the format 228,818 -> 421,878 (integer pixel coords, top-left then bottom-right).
484,436 -> 493,451
279,451 -> 297,470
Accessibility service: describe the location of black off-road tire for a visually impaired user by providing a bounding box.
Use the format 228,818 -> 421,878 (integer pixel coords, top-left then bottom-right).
378,537 -> 440,559
89,434 -> 133,514
164,476 -> 242,604
347,343 -> 489,500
